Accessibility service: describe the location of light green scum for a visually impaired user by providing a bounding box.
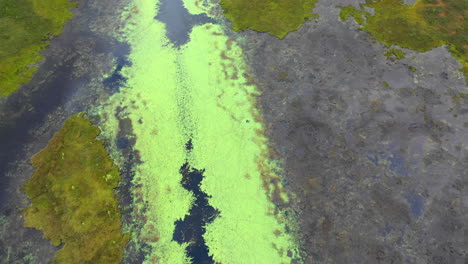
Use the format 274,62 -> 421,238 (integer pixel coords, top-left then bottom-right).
95,0 -> 302,263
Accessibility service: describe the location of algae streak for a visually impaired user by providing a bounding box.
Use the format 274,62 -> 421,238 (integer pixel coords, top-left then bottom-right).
95,0 -> 302,263
0,0 -> 76,96
23,113 -> 129,264
338,0 -> 467,81
220,0 -> 318,39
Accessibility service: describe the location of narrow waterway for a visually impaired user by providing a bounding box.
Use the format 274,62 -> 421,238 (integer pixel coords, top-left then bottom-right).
0,0 -> 133,262
95,0 -> 301,263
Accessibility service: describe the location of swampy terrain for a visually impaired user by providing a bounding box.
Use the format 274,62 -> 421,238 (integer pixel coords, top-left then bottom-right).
0,0 -> 466,263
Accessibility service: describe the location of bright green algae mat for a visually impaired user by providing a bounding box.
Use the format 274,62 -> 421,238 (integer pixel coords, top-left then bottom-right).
95,0 -> 301,263
338,0 -> 468,81
0,0 -> 76,96
23,113 -> 130,264
219,0 -> 318,39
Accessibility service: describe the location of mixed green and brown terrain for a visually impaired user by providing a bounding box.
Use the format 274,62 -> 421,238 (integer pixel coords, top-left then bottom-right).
23,114 -> 129,263
0,0 -> 76,96
220,0 -> 319,38
0,0 -> 466,263
338,0 -> 467,80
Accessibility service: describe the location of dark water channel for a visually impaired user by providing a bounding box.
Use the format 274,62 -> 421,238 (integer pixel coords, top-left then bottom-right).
155,1 -> 221,261
155,0 -> 216,47
0,0 -> 144,262
173,140 -> 219,264
0,37 -> 130,209
0,56 -> 78,209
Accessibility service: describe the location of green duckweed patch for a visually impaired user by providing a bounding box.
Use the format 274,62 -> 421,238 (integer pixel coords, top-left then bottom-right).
219,0 -> 318,39
338,0 -> 467,81
23,113 -> 129,264
95,0 -> 302,262
0,0 -> 76,96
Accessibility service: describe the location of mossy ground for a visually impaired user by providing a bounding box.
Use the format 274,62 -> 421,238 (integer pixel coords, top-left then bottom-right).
0,0 -> 76,96
338,0 -> 467,80
385,48 -> 406,60
219,0 -> 318,39
23,113 -> 129,264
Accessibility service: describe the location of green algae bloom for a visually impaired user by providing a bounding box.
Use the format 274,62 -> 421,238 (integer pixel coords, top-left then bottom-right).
94,0 -> 302,263
338,0 -> 467,81
0,0 -> 76,96
23,113 -> 129,264
220,0 -> 318,39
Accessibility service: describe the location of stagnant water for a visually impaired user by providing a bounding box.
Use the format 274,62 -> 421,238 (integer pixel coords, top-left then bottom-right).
172,139 -> 219,263
155,0 -> 216,47
155,0 -> 220,260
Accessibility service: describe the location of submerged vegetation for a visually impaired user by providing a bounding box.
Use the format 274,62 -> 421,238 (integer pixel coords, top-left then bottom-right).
23,114 -> 129,264
0,0 -> 76,96
338,0 -> 467,80
219,0 -> 318,39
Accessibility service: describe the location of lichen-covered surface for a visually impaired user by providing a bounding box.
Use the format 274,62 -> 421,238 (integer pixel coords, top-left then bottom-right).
23,113 -> 129,263
0,0 -> 77,96
242,0 -> 467,262
337,0 -> 467,81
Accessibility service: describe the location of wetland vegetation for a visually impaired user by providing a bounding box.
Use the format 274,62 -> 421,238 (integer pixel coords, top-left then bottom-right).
23,114 -> 129,264
0,0 -> 76,96
338,0 -> 467,80
220,0 -> 318,39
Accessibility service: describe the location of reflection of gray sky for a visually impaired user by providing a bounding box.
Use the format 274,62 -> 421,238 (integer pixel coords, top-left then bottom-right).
155,0 -> 216,47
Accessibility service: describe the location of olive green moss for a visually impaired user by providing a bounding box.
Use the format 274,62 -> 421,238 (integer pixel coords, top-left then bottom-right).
338,0 -> 467,81
219,0 -> 318,39
0,0 -> 76,96
23,113 -> 129,264
338,5 -> 367,24
385,48 -> 406,60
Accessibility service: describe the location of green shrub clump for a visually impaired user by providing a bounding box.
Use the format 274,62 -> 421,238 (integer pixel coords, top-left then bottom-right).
23,113 -> 130,264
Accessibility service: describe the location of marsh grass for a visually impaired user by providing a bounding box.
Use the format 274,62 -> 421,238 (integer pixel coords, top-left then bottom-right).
0,0 -> 76,96
220,0 -> 318,39
23,114 -> 129,264
338,0 -> 467,80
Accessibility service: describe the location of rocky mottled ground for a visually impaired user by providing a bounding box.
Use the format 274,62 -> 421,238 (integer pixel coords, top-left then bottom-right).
242,0 -> 467,263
